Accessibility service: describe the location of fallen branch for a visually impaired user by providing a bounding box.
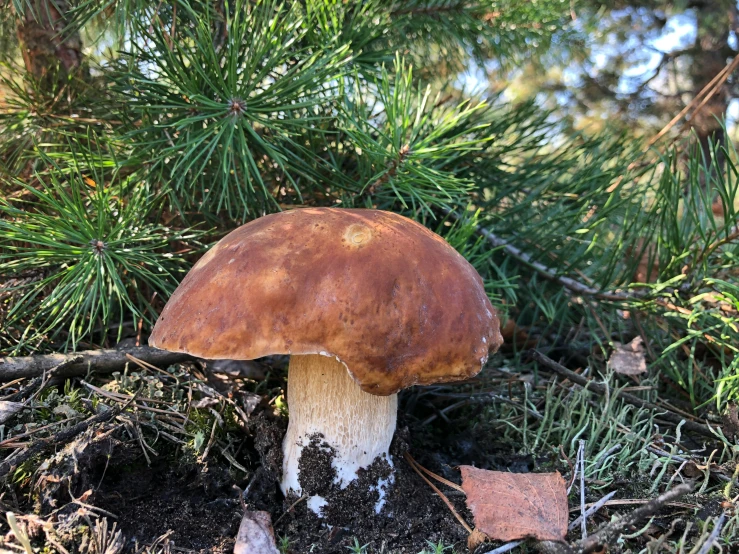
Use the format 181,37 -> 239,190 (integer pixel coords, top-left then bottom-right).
578,483 -> 693,553
696,512 -> 727,554
533,484 -> 693,554
0,347 -> 193,382
0,392 -> 137,479
4,356 -> 82,403
529,350 -> 717,440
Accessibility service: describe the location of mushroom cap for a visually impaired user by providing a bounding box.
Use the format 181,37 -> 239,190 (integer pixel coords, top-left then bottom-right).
149,208 -> 502,395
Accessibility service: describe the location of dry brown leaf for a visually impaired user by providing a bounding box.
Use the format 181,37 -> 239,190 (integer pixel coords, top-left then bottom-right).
500,319 -> 535,350
234,510 -> 279,554
607,337 -> 647,376
460,466 -> 568,542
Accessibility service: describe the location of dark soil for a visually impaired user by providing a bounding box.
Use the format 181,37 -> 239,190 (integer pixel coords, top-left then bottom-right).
279,444 -> 469,553
267,425 -> 470,553
81,410 -> 475,553
17,398 -> 537,553
95,459 -> 243,552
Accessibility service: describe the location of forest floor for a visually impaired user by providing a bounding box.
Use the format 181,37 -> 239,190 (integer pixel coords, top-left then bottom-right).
0,343 -> 736,553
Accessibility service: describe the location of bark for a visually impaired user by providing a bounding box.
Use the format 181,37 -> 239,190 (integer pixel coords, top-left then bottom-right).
15,0 -> 84,88
0,346 -> 194,381
689,1 -> 733,168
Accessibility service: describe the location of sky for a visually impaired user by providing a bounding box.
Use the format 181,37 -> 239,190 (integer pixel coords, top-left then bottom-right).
458,6 -> 739,135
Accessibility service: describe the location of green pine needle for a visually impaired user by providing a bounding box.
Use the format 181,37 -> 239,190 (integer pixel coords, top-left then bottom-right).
0,147 -> 200,352
115,0 -> 353,222
342,56 -> 491,214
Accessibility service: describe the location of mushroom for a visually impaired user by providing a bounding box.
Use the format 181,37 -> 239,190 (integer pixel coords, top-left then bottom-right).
149,208 -> 502,511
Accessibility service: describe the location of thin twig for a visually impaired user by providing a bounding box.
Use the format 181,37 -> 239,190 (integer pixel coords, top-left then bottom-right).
585,498 -> 695,509
578,440 -> 586,540
578,483 -> 693,553
568,491 -> 618,531
445,209 -> 628,301
692,225 -> 739,270
273,495 -> 308,527
0,418 -> 79,447
404,453 -> 472,534
0,392 -> 138,479
80,381 -> 189,421
647,55 -> 739,148
592,444 -> 622,471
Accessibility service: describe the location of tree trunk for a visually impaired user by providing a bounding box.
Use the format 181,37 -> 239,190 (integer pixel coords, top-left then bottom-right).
689,1 -> 732,168
15,0 -> 84,89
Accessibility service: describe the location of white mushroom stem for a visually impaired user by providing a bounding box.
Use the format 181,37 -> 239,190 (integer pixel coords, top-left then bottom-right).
281,354 -> 398,496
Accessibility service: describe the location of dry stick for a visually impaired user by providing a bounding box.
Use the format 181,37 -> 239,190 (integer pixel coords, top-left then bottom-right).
125,353 -> 180,379
28,356 -> 84,403
529,350 -> 717,440
646,55 -> 739,148
3,356 -> 83,403
482,540 -> 525,554
0,346 -> 193,382
568,491 -> 617,532
0,393 -> 138,479
578,483 -> 693,553
696,512 -> 727,554
578,440 -> 586,541
408,456 -> 465,493
404,453 -> 473,534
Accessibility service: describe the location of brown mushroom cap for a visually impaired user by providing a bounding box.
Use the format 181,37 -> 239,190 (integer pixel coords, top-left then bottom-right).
149,208 -> 502,395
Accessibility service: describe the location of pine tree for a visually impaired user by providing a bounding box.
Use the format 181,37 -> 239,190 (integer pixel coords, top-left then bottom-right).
0,0 -> 738,436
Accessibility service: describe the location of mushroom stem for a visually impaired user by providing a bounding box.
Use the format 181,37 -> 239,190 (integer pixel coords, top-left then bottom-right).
281,354 -> 398,497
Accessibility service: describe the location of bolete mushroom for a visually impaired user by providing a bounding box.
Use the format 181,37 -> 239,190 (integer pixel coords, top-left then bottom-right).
149,208 -> 502,512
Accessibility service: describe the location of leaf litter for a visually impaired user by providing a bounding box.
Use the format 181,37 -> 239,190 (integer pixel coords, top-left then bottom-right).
606,337 -> 647,376
0,348 -> 734,553
460,467 -> 568,542
234,510 -> 279,554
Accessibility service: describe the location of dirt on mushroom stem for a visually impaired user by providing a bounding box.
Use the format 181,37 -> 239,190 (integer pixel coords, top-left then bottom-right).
275,425 -> 470,553
281,354 -> 398,500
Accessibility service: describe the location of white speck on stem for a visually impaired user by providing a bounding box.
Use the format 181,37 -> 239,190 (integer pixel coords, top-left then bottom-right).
307,495 -> 327,516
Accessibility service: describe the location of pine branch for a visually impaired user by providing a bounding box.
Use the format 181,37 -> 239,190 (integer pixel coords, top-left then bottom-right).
0,141 -> 201,351
115,0 -> 353,222
446,209 -> 630,302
